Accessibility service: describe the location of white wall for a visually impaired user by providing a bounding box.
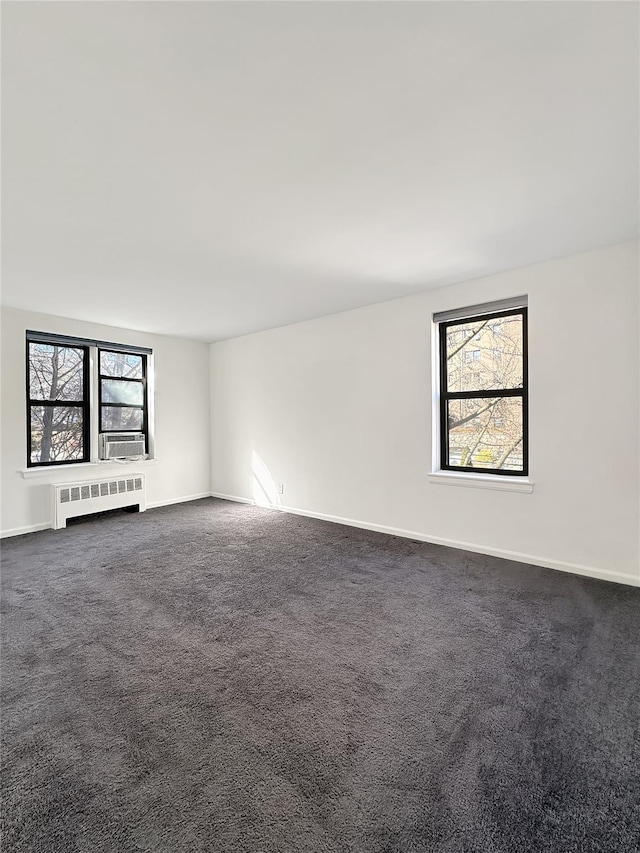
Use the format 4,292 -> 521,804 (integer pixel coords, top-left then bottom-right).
1,306 -> 211,536
211,241 -> 640,585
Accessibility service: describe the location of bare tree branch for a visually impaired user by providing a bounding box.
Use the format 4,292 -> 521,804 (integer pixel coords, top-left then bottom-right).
449,397 -> 500,429
461,416 -> 493,467
496,435 -> 523,469
446,320 -> 489,360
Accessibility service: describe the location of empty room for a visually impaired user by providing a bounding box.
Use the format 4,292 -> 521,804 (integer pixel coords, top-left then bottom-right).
1,2 -> 639,852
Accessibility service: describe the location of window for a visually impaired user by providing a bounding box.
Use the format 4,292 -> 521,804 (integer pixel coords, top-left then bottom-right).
27,341 -> 90,466
435,299 -> 528,476
99,350 -> 148,438
26,332 -> 151,468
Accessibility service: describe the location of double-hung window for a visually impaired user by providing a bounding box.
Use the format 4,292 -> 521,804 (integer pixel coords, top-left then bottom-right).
99,350 -> 148,437
26,331 -> 152,468
435,298 -> 528,476
27,340 -> 90,466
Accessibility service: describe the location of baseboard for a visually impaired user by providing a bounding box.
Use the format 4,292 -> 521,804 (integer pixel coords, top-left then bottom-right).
210,492 -> 640,588
210,492 -> 255,506
1,493 -> 213,538
146,492 -> 212,510
1,522 -> 51,539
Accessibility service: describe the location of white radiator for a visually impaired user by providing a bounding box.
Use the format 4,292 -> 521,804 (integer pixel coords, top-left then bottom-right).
51,474 -> 146,530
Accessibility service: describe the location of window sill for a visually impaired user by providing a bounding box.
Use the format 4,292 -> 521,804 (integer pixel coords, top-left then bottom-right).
20,458 -> 157,479
427,471 -> 534,493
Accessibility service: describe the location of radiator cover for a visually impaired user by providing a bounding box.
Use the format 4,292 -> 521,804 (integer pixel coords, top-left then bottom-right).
52,473 -> 146,530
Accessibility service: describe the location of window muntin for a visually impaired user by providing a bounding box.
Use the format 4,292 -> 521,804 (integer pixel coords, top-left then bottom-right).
98,349 -> 148,449
439,307 -> 528,476
27,342 -> 90,466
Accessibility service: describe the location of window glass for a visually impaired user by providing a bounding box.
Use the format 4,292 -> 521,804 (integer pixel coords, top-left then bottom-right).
446,397 -> 524,472
29,343 -> 84,401
446,314 -> 523,392
101,379 -> 144,406
29,405 -> 85,465
101,407 -> 144,431
100,351 -> 143,379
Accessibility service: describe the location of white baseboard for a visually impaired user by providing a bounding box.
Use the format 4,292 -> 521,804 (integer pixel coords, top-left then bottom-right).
5,493 -> 637,587
146,492 -> 212,510
1,492 -> 212,538
1,522 -> 51,539
210,492 -> 255,505
210,492 -> 640,588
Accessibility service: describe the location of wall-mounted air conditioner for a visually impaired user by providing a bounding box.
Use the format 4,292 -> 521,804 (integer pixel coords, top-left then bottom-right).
99,432 -> 146,460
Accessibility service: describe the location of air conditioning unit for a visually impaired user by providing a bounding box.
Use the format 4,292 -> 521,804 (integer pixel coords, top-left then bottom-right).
99,432 -> 146,460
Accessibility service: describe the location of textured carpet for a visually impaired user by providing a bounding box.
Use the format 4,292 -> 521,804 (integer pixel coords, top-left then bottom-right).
2,498 -> 639,853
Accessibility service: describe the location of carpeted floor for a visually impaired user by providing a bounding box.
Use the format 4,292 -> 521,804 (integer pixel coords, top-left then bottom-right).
1,498 -> 639,853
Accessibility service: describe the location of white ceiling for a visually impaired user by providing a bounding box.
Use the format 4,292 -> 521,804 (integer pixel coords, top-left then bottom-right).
2,1 -> 638,342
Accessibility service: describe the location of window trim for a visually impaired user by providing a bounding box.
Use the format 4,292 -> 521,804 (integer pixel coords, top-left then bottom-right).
25,332 -> 153,469
26,339 -> 91,468
437,305 -> 529,477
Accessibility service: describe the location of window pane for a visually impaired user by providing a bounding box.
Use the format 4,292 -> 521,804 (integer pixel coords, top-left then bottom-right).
447,397 -> 524,472
29,343 -> 84,401
446,314 -> 523,392
30,406 -> 84,464
101,379 -> 144,406
100,351 -> 143,379
101,407 -> 143,431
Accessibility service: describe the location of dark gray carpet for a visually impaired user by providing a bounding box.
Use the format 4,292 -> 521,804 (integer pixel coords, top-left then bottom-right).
2,498 -> 639,853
